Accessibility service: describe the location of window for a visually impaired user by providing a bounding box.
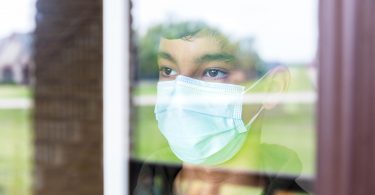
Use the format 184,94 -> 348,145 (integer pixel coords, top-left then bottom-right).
128,0 -> 318,194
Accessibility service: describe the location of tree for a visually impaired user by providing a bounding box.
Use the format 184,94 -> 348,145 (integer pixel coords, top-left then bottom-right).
135,21 -> 264,80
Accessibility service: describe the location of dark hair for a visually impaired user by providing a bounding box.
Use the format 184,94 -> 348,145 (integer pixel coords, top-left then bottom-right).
137,21 -> 266,79
160,21 -> 219,39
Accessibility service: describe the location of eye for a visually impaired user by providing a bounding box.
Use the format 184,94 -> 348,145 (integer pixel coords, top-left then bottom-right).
159,67 -> 178,77
203,68 -> 228,80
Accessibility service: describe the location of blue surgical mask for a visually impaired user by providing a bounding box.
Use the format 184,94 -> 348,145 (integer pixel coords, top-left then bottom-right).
154,75 -> 264,165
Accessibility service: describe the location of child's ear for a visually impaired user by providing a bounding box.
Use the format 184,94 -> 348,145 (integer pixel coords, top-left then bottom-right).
263,66 -> 291,110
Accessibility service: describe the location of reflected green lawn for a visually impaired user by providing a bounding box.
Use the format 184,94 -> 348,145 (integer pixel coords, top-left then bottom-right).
0,109 -> 32,195
0,85 -> 32,99
0,68 -> 315,195
131,67 -> 316,176
131,104 -> 316,176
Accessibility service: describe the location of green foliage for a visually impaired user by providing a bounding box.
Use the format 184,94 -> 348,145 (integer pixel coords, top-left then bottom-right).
135,21 -> 264,79
234,37 -> 267,78
136,25 -> 161,80
136,21 -> 212,79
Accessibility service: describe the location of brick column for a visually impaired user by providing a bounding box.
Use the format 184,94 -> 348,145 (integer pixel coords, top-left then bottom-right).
33,0 -> 103,194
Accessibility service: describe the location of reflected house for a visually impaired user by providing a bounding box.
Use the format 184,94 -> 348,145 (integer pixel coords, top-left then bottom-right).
0,33 -> 33,84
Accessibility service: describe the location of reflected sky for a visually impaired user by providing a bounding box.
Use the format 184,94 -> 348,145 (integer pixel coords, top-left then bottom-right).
132,0 -> 318,63
0,0 -> 36,38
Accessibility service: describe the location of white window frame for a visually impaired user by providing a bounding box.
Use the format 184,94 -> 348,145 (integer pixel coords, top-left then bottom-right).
103,0 -> 129,194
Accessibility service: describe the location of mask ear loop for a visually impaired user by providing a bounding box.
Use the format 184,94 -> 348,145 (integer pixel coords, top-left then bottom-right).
245,106 -> 264,129
241,71 -> 270,129
242,71 -> 271,94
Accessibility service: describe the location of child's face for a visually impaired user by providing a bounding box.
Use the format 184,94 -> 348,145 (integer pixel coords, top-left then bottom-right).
157,36 -> 247,84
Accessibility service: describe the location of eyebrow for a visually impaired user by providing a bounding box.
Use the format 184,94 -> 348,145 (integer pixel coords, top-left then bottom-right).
158,51 -> 235,66
158,51 -> 177,63
195,53 -> 235,65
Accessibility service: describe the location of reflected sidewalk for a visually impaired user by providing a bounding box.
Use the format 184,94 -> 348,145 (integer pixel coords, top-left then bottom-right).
0,99 -> 32,109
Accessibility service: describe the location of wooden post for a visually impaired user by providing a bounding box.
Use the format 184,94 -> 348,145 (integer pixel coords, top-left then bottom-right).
317,0 -> 375,194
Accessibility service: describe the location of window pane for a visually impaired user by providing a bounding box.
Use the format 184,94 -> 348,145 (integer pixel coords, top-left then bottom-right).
130,0 -> 317,194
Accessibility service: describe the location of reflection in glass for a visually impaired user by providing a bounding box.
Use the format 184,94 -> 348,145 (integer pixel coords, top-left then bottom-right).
130,1 -> 317,194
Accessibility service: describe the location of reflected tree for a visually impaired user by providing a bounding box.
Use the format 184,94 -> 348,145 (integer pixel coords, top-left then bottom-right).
135,21 -> 265,80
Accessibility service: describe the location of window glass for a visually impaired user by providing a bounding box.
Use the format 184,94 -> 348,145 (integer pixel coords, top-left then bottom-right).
0,0 -> 35,193
130,0 -> 317,194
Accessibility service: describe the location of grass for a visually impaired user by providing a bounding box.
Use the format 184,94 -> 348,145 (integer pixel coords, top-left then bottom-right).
0,84 -> 33,195
0,66 -> 315,194
261,104 -> 316,175
288,67 -> 315,92
0,85 -> 32,99
131,104 -> 316,175
0,109 -> 32,195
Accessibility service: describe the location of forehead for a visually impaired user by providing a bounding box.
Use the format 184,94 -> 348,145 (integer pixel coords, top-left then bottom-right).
158,37 -> 229,60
